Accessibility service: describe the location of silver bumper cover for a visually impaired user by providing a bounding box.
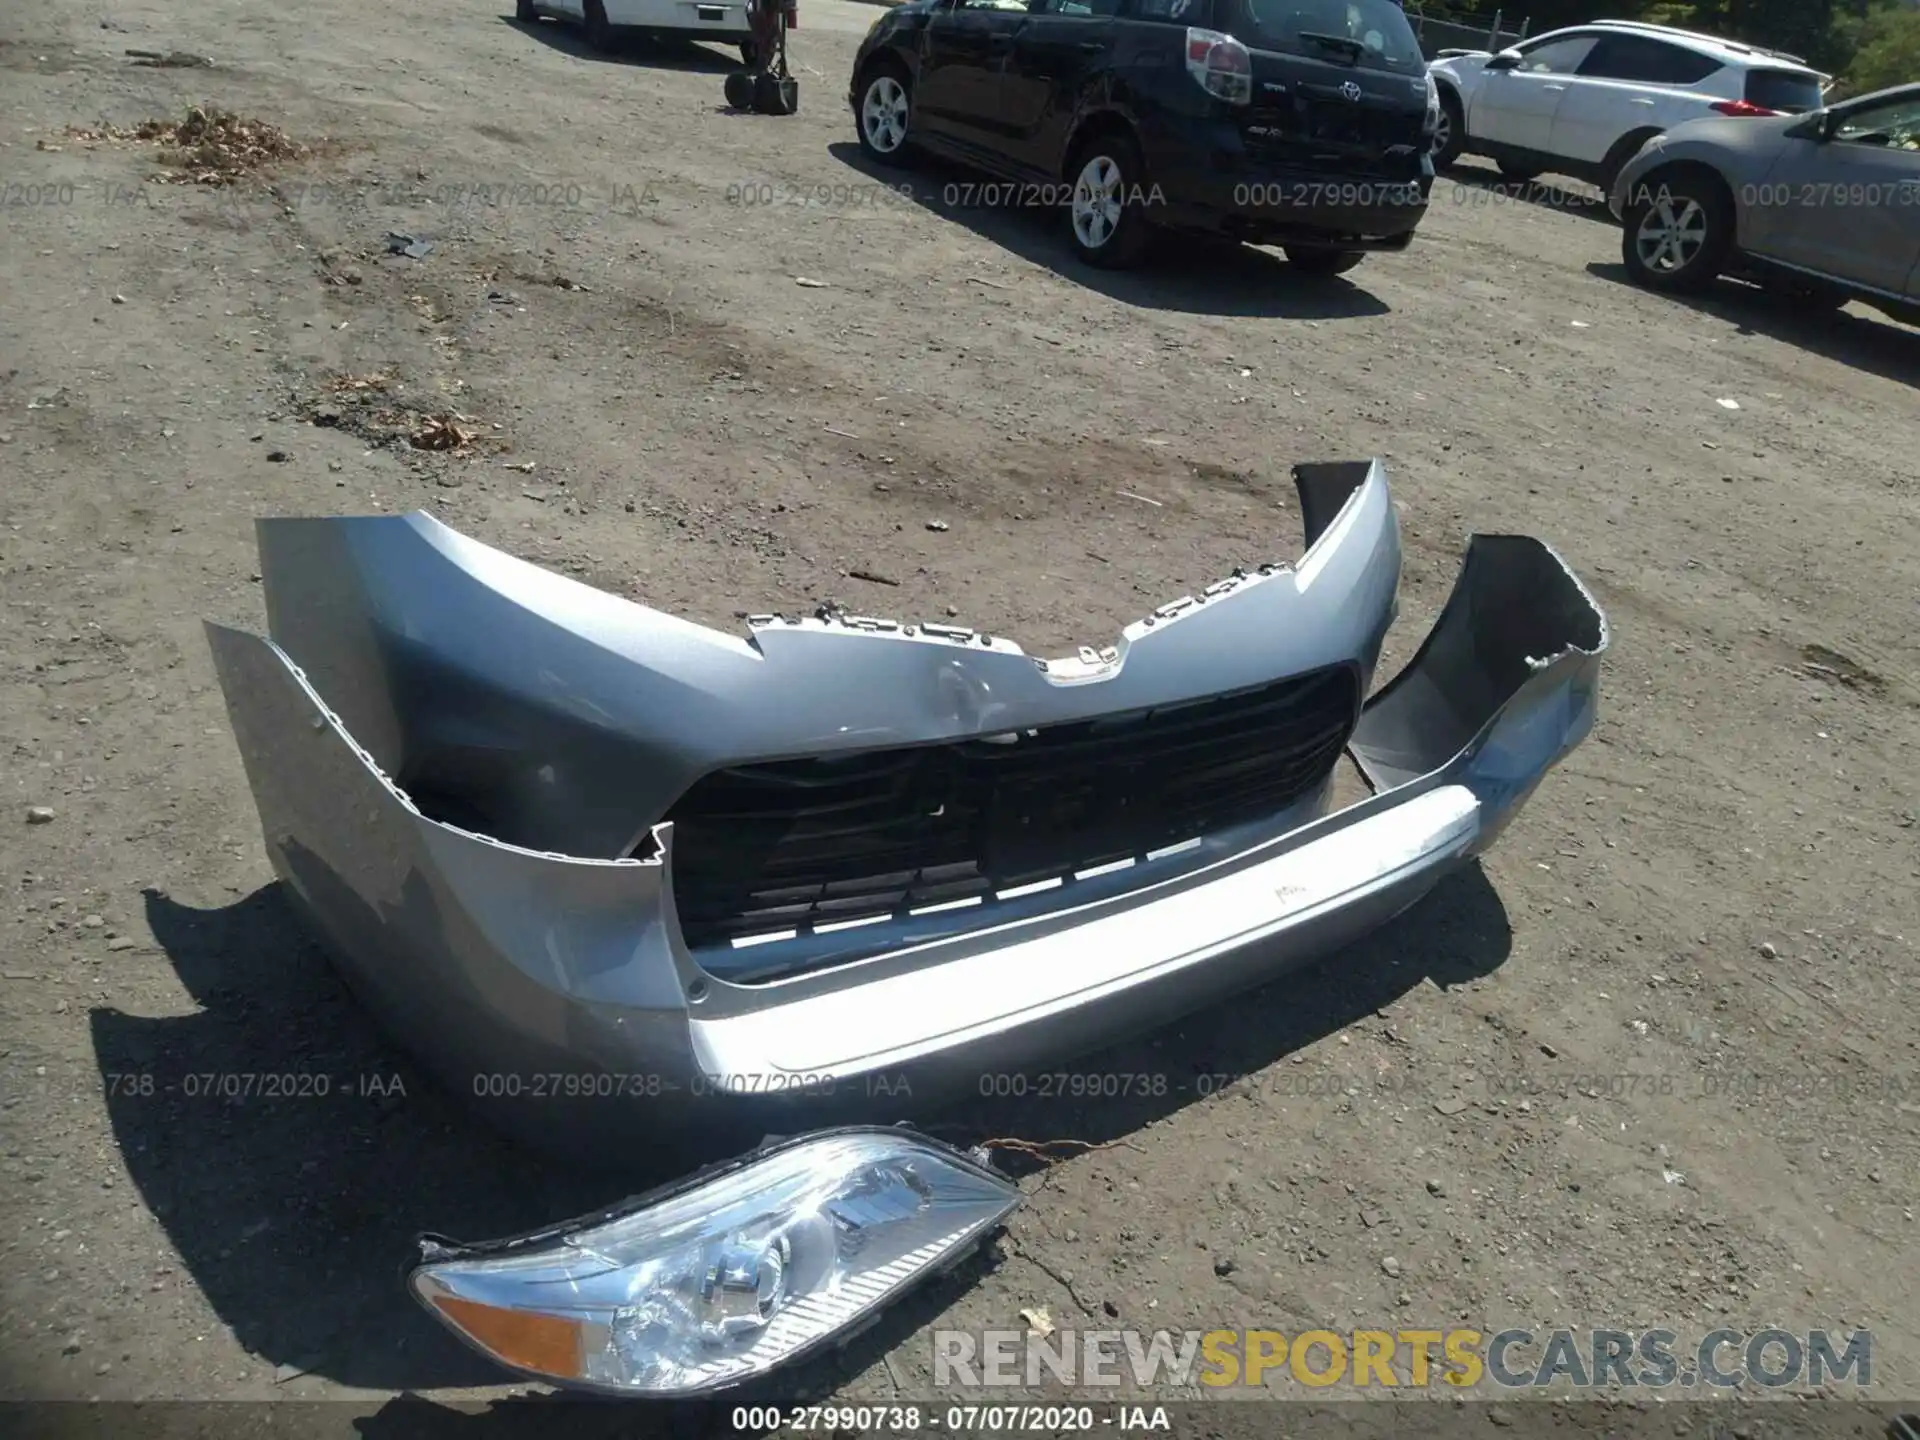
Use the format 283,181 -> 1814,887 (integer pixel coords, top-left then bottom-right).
207,459 -> 1607,1163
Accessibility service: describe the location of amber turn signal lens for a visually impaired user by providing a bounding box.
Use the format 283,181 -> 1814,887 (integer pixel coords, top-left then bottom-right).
430,1294 -> 585,1379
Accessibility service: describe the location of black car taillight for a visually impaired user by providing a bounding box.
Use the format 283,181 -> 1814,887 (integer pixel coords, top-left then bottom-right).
1185,27 -> 1252,106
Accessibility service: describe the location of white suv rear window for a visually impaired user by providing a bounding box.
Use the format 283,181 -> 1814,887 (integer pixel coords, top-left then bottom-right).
1744,68 -> 1824,114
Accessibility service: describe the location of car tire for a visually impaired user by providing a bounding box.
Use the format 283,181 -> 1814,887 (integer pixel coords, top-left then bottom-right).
515,0 -> 539,21
582,0 -> 613,50
1620,169 -> 1733,294
855,64 -> 914,164
1432,90 -> 1466,170
1065,130 -> 1153,269
1283,246 -> 1365,276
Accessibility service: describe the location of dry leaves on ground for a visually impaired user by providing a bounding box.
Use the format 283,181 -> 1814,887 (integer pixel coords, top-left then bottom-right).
327,372 -> 395,395
69,106 -> 308,184
409,414 -> 477,451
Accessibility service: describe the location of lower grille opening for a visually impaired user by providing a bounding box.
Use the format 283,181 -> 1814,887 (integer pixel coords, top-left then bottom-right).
663,665 -> 1361,953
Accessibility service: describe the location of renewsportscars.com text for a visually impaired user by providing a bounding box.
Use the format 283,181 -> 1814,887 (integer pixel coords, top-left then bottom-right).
933,1327 -> 1871,1391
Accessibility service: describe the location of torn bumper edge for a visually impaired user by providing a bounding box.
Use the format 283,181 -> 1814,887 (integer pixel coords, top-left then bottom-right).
203,471 -> 1608,1162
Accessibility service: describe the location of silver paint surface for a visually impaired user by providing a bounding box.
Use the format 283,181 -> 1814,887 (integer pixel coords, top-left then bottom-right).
206,459 -> 1607,1162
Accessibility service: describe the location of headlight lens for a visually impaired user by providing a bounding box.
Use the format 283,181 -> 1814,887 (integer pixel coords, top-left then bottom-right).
1423,73 -> 1442,136
409,1129 -> 1019,1395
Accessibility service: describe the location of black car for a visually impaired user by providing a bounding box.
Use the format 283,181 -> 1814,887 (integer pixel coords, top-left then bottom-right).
848,0 -> 1439,270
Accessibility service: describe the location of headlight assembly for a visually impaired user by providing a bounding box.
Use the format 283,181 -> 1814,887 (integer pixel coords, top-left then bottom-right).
409,1128 -> 1019,1395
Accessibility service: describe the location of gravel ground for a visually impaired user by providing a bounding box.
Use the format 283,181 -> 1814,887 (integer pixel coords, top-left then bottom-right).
2,0 -> 1917,1428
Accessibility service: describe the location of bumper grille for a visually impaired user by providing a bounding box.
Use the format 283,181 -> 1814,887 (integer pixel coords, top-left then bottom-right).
665,665 -> 1360,950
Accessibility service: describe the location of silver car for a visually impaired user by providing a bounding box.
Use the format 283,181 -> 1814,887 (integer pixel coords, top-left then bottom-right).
1609,81 -> 1920,324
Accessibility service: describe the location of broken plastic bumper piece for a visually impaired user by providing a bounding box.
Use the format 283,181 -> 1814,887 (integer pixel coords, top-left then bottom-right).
205,458 -> 1607,1161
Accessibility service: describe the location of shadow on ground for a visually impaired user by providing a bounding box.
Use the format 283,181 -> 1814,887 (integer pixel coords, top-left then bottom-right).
1587,261 -> 1920,386
91,886 -> 601,1395
828,142 -> 1393,319
92,863 -> 1509,1396
1433,161 -> 1613,225
507,13 -> 741,72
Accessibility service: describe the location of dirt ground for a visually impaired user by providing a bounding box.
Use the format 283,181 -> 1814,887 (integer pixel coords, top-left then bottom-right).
2,0 -> 1917,1426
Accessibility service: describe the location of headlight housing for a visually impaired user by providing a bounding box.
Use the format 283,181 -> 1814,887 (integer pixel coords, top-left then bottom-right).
409,1128 -> 1019,1395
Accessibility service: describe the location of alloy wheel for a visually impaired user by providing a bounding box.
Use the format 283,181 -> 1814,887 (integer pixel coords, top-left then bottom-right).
862,76 -> 908,154
1635,195 -> 1707,274
1072,155 -> 1124,252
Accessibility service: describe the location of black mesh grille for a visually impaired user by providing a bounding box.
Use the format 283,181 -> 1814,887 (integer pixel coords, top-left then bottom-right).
665,666 -> 1360,950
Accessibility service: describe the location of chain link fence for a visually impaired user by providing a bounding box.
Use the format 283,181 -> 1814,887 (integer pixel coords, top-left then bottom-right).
1404,5 -> 1530,60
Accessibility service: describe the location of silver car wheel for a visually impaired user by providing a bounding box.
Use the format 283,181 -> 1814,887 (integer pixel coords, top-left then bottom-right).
1635,195 -> 1707,274
862,76 -> 909,154
1431,107 -> 1450,156
1072,154 -> 1123,251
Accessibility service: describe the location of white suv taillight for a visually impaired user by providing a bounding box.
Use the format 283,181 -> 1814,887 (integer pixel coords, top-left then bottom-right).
1710,99 -> 1779,117
1185,27 -> 1252,106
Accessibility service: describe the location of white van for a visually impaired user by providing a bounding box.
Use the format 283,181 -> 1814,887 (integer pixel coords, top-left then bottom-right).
517,0 -> 763,67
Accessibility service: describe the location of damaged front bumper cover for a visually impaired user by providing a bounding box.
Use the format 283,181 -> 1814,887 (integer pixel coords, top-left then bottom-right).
208,457 -> 1605,1393
206,459 -> 1606,1163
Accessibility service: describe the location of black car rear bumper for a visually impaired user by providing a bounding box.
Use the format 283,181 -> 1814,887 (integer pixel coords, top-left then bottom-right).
1141,126 -> 1432,248
1154,163 -> 1432,246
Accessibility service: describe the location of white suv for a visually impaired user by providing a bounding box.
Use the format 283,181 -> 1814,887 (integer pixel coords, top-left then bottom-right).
1429,20 -> 1829,192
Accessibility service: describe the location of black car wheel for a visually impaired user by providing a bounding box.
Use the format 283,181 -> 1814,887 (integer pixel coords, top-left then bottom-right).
1621,169 -> 1732,294
1432,90 -> 1465,170
1066,131 -> 1152,269
1283,246 -> 1365,276
856,66 -> 913,163
582,0 -> 613,50
515,0 -> 538,20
